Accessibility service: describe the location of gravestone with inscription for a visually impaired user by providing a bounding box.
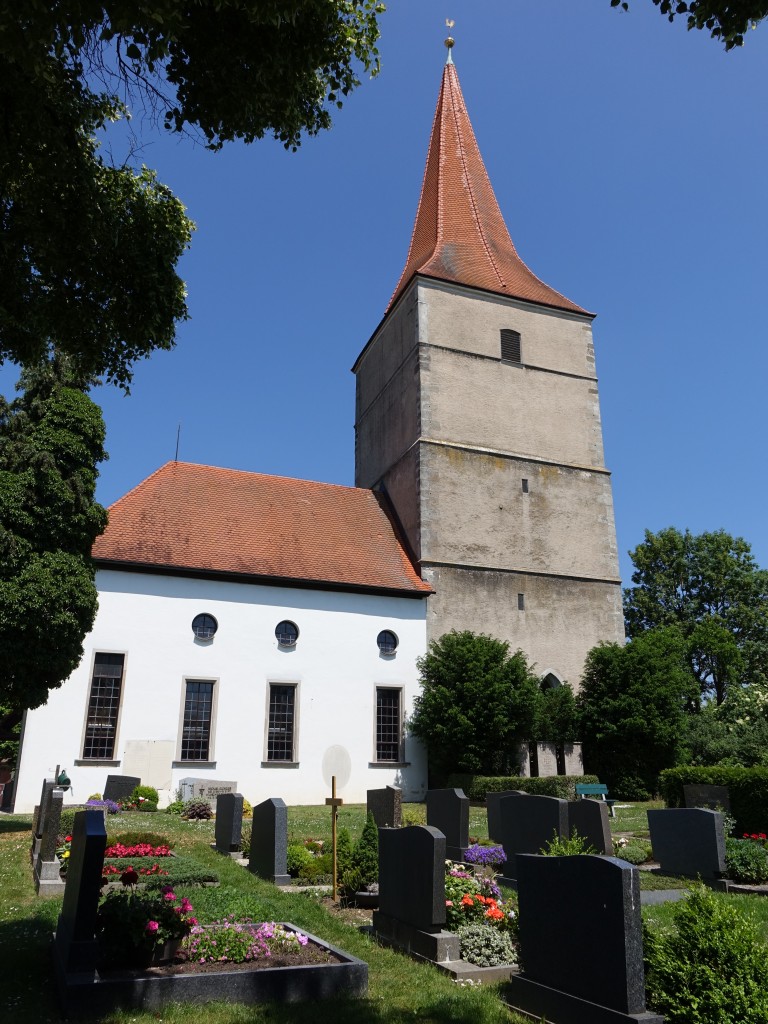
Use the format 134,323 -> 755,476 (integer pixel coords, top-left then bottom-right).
373,825 -> 459,963
248,797 -> 291,884
367,786 -> 402,829
683,784 -> 731,813
426,788 -> 469,862
507,854 -> 663,1024
103,775 -> 141,805
648,808 -> 726,880
215,793 -> 244,855
35,787 -> 66,896
180,777 -> 237,806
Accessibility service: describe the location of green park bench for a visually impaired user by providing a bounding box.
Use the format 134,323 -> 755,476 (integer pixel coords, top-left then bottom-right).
575,782 -> 616,818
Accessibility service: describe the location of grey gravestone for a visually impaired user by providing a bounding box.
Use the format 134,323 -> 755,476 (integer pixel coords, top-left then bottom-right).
102,774 -> 141,804
34,778 -> 57,837
507,855 -> 663,1024
486,790 -> 525,842
35,788 -> 66,896
215,793 -> 244,855
367,786 -> 402,829
373,825 -> 460,964
179,777 -> 237,806
683,784 -> 731,813
53,809 -> 107,975
648,808 -> 726,880
497,793 -> 569,879
426,788 -> 469,862
248,797 -> 290,885
568,798 -> 613,855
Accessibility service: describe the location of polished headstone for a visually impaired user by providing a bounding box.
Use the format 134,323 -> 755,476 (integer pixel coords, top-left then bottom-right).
102,775 -> 141,805
486,790 -> 526,842
512,855 -> 652,1018
248,797 -> 290,884
35,788 -> 66,895
367,786 -> 402,829
426,788 -> 469,862
683,784 -> 731,813
648,808 -> 726,880
497,793 -> 569,877
54,809 -> 107,973
215,793 -> 244,854
378,825 -> 446,932
568,798 -> 613,855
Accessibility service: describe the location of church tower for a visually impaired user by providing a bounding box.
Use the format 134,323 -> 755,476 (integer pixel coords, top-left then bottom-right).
353,47 -> 624,687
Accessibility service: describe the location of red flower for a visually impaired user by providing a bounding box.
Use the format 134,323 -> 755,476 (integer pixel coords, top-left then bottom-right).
120,866 -> 139,887
65,835 -> 72,842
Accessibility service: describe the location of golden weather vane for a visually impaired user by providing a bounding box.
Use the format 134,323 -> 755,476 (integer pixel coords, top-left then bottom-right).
445,18 -> 455,62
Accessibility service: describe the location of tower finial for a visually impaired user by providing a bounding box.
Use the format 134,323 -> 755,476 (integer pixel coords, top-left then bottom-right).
444,19 -> 455,64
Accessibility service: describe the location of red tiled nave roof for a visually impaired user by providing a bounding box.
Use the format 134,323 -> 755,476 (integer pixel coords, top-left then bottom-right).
93,462 -> 431,595
387,61 -> 591,317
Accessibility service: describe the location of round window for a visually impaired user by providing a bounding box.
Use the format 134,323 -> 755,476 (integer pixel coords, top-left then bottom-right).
377,629 -> 398,655
275,620 -> 299,647
192,613 -> 218,640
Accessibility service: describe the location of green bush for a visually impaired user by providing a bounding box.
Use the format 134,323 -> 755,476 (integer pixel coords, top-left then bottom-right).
353,811 -> 379,888
286,843 -> 313,877
458,923 -> 517,967
240,823 -> 251,859
446,774 -> 599,802
164,801 -> 185,815
137,800 -> 158,812
336,827 -> 353,877
614,839 -> 652,865
129,785 -> 159,804
540,829 -> 595,856
296,852 -> 332,883
725,838 -> 768,884
242,798 -> 253,818
658,766 -> 768,833
644,884 -> 768,1023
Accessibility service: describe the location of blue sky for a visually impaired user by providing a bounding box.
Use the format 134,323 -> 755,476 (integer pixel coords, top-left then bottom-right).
30,2 -> 768,585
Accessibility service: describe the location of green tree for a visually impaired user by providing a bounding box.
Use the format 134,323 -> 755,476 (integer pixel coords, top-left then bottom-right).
0,357 -> 107,717
578,627 -> 697,799
537,683 -> 580,746
611,0 -> 766,50
624,528 -> 768,706
410,631 -> 541,781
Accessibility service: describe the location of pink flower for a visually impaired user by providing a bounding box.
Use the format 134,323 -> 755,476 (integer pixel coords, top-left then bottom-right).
180,898 -> 193,913
163,891 -> 177,902
145,920 -> 159,933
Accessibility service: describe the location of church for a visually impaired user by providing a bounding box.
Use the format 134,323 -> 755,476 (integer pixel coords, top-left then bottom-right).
13,47 -> 623,812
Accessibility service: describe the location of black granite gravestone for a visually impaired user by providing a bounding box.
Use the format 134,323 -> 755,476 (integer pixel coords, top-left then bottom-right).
372,825 -> 460,963
35,788 -> 66,895
215,793 -> 244,855
507,855 -> 663,1024
683,784 -> 731,813
648,808 -> 726,880
497,793 -> 569,878
426,788 -> 469,862
53,809 -> 107,974
486,790 -> 525,842
103,775 -> 141,805
367,785 -> 402,828
248,797 -> 291,884
34,778 -> 57,838
568,798 -> 613,855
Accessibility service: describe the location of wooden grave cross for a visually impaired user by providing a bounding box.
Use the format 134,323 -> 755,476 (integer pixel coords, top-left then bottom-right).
325,775 -> 344,901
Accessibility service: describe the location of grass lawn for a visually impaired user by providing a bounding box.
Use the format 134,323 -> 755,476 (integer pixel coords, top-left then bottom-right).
0,809 -> 523,1024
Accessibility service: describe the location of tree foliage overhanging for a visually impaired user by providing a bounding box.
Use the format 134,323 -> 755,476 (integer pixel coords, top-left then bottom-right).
612,0 -> 767,49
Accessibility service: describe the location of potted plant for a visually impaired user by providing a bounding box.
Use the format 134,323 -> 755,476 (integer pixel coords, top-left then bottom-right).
96,869 -> 197,968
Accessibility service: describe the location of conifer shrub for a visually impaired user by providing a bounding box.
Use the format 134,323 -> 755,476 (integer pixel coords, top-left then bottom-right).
336,827 -> 353,877
353,811 -> 379,888
644,885 -> 768,1023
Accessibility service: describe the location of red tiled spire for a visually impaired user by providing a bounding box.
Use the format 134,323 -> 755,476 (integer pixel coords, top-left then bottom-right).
386,60 -> 591,317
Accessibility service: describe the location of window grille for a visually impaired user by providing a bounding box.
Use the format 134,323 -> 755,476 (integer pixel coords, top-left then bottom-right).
82,653 -> 125,759
376,688 -> 401,762
377,629 -> 398,654
192,613 -> 218,640
181,680 -> 214,760
275,621 -> 299,647
267,685 -> 295,761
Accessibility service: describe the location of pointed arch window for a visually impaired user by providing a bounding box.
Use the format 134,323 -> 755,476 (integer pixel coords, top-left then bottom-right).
500,329 -> 522,364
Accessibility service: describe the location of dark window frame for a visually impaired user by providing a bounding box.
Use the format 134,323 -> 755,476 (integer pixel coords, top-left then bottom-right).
191,613 -> 218,640
375,687 -> 402,763
377,629 -> 399,655
275,620 -> 299,648
500,328 -> 522,364
267,683 -> 297,762
180,679 -> 215,761
82,652 -> 125,760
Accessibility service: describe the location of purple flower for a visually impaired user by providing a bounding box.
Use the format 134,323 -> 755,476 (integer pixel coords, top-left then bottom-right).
462,844 -> 507,868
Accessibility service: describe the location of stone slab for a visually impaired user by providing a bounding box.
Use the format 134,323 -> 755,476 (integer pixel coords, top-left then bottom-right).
54,925 -> 367,1015
683,784 -> 731,813
647,808 -> 726,880
179,777 -> 237,806
214,793 -> 244,854
378,825 -> 446,932
249,797 -> 290,884
568,798 -> 613,855
486,791 -> 526,843
367,786 -> 402,829
371,911 -> 460,963
435,959 -> 518,986
497,793 -> 569,877
102,775 -> 141,805
426,789 -> 469,862
505,974 -> 664,1024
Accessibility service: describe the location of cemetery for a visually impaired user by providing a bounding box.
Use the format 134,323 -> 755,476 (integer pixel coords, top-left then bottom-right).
2,777 -> 768,1023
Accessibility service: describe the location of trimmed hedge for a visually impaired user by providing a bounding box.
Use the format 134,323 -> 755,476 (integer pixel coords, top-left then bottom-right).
446,774 -> 599,802
659,766 -> 768,833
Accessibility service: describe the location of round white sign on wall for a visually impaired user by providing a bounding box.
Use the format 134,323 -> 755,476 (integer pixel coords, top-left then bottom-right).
321,745 -> 352,791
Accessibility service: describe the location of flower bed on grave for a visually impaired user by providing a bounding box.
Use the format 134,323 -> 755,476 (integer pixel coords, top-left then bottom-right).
445,846 -> 519,969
